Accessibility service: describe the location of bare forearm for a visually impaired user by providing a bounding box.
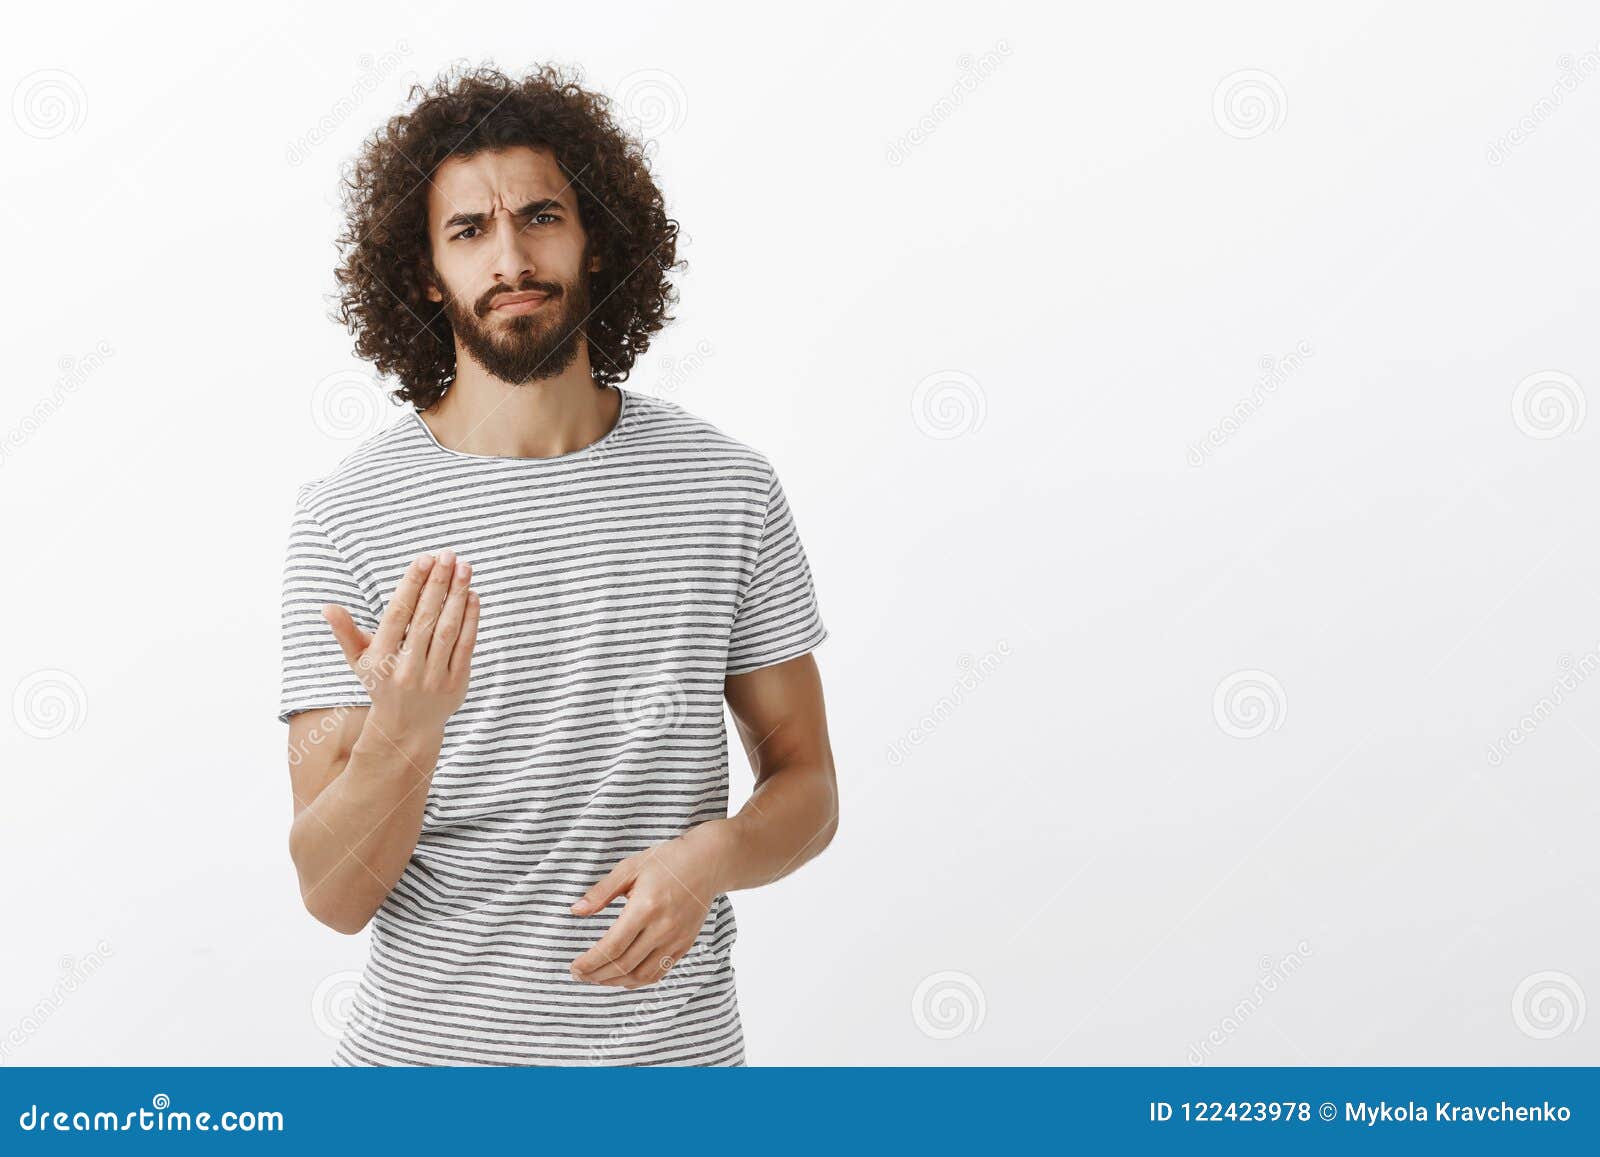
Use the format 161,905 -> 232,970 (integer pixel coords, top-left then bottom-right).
696,762 -> 838,894
288,722 -> 442,932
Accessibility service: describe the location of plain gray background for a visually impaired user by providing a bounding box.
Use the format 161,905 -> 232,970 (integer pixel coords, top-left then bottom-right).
1,1 -> 1596,1065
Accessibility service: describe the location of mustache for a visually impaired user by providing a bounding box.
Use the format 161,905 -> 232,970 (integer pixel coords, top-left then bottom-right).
478,282 -> 562,314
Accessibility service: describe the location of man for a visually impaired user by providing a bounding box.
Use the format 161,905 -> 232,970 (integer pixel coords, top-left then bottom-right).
277,63 -> 837,1066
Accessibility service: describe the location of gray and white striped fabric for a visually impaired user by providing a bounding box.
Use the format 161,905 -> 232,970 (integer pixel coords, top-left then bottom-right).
277,385 -> 827,1066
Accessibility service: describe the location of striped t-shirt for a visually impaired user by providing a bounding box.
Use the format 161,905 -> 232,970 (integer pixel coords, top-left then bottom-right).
276,384 -> 827,1066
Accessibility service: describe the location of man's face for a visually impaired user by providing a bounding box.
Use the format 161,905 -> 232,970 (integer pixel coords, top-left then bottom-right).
422,145 -> 601,386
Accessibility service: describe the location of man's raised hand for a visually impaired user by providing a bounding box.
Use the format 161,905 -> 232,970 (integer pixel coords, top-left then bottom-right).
322,549 -> 480,736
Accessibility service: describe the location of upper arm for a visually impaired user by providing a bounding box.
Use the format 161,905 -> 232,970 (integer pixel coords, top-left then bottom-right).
723,652 -> 833,787
285,704 -> 370,822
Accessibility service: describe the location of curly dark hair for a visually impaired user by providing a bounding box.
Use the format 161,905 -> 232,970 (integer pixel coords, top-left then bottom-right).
330,61 -> 683,410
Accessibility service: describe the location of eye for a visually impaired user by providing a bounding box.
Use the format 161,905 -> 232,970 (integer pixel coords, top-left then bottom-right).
450,214 -> 558,242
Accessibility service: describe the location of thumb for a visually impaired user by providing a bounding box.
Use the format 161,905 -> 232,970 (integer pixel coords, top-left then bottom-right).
321,604 -> 371,668
572,858 -> 639,914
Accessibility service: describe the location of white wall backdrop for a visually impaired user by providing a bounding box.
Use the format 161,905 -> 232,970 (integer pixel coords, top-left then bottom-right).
2,1 -> 1597,1065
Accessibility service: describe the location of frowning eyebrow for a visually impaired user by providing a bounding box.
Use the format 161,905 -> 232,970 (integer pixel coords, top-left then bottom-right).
442,197 -> 569,231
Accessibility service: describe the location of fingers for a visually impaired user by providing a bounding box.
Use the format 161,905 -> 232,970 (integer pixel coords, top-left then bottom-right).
618,945 -> 693,990
449,590 -> 481,677
400,548 -> 458,664
372,554 -> 438,656
570,905 -> 647,982
580,924 -> 664,983
426,558 -> 473,682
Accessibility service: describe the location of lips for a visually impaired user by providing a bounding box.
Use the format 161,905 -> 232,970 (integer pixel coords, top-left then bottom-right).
490,291 -> 551,311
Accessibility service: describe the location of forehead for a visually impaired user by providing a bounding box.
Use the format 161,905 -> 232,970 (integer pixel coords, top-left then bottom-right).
427,145 -> 575,223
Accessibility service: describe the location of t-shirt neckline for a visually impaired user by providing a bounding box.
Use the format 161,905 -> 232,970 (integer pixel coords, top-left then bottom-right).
408,385 -> 630,463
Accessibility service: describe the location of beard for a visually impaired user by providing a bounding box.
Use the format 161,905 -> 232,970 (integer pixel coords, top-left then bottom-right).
438,264 -> 592,386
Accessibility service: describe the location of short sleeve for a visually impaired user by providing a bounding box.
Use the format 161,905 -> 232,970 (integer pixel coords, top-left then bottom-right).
725,467 -> 828,676
276,492 -> 379,724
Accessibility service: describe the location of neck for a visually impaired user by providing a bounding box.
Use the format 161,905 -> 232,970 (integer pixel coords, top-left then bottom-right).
418,363 -> 619,458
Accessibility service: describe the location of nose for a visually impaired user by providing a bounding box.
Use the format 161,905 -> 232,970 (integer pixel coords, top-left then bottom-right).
484,206 -> 535,289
